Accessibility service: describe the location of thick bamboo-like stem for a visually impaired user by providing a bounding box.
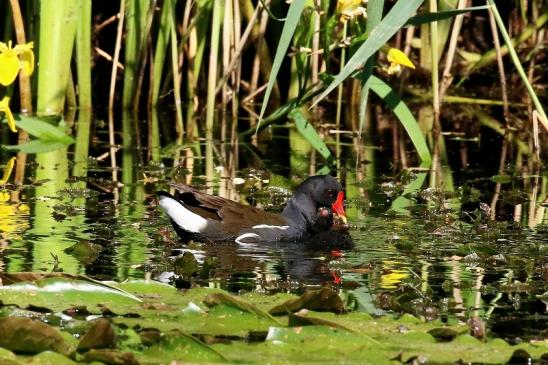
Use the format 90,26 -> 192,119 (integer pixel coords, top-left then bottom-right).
76,0 -> 92,111
170,5 -> 183,145
122,0 -> 150,109
132,0 -> 156,115
108,0 -> 126,188
151,0 -> 173,107
8,0 -> 32,186
205,0 -> 223,133
37,1 -> 79,114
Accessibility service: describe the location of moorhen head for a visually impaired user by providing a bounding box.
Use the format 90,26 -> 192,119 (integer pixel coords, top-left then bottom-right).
157,175 -> 347,245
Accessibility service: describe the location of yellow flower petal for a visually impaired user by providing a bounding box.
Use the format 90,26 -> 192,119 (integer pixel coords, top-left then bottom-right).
337,0 -> 362,12
0,157 -> 16,185
0,51 -> 21,86
0,96 -> 17,132
18,203 -> 30,212
19,47 -> 34,77
12,41 -> 33,54
387,48 -> 415,70
0,191 -> 9,202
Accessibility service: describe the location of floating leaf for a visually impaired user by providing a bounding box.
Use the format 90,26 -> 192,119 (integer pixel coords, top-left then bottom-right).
81,349 -> 139,365
269,287 -> 345,315
141,332 -> 227,363
0,273 -> 141,313
77,318 -> 117,351
288,312 -> 356,333
204,292 -> 280,323
0,317 -> 71,355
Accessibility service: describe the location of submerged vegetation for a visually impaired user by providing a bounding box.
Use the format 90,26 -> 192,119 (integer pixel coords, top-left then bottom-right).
0,0 -> 546,363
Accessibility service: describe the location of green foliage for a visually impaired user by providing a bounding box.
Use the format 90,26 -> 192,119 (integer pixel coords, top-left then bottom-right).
0,277 -> 546,364
2,115 -> 74,153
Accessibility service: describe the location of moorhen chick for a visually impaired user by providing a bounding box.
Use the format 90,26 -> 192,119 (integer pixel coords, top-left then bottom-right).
157,175 -> 347,244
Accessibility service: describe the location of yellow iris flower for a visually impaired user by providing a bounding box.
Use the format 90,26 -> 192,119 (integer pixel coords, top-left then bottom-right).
0,157 -> 15,185
384,48 -> 416,75
0,96 -> 17,132
0,41 -> 34,133
0,41 -> 34,86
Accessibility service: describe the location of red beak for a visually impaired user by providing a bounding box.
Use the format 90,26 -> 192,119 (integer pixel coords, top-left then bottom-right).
331,191 -> 347,224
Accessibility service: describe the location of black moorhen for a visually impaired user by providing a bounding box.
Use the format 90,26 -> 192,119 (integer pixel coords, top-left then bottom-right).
157,175 -> 347,244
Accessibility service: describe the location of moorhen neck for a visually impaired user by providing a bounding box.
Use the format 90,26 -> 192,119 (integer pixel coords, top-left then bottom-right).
157,175 -> 346,244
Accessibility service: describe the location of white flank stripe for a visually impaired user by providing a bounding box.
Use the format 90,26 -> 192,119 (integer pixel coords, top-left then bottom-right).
158,196 -> 208,233
252,224 -> 289,230
235,232 -> 261,245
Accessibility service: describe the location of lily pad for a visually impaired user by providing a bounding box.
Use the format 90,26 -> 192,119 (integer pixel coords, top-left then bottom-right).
0,317 -> 71,355
141,331 -> 226,363
0,274 -> 141,314
77,318 -> 117,351
269,287 -> 345,315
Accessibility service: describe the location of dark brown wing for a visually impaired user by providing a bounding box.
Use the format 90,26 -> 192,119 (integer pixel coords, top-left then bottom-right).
170,183 -> 288,235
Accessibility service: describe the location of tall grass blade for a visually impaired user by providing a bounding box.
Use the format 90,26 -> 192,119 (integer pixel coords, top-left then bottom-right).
406,5 -> 489,25
369,75 -> 432,164
256,0 -> 306,132
290,108 -> 334,162
311,0 -> 423,109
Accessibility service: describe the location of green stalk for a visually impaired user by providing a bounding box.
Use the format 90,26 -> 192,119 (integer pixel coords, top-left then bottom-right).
205,0 -> 223,132
151,0 -> 174,107
72,108 -> 91,179
122,0 -> 149,109
37,0 -> 80,115
169,5 -> 183,139
429,0 -> 440,189
72,0 -> 91,179
486,0 -> 548,127
75,0 -> 91,110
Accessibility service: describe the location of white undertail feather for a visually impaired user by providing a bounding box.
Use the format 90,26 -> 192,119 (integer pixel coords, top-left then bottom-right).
252,224 -> 289,230
235,232 -> 261,245
158,195 -> 208,233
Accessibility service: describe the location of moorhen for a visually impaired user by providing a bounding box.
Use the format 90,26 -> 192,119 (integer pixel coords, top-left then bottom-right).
157,175 -> 347,244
